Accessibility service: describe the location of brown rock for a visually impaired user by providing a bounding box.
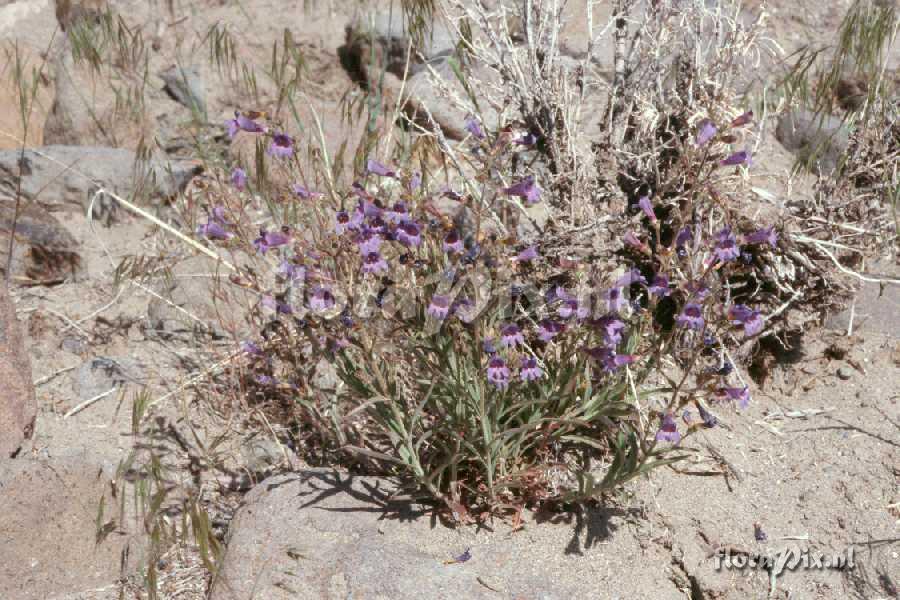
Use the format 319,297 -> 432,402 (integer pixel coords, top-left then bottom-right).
835,76 -> 869,112
54,0 -> 108,31
0,455 -> 142,599
1,199 -> 82,284
0,42 -> 54,150
0,281 -> 36,458
43,34 -> 152,149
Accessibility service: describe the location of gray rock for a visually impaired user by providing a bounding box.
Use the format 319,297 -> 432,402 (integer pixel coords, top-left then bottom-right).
240,435 -> 282,466
0,282 -> 35,458
837,366 -> 853,380
0,455 -> 141,599
401,59 -> 502,141
160,64 -> 207,118
824,260 -> 899,337
210,470 -> 681,600
0,146 -> 201,219
345,11 -> 456,79
75,356 -> 144,401
775,110 -> 851,173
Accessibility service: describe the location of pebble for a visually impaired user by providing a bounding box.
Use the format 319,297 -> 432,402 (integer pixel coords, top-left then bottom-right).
837,366 -> 853,380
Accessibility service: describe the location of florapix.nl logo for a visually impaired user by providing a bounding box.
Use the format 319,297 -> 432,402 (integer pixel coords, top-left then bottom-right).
712,545 -> 855,577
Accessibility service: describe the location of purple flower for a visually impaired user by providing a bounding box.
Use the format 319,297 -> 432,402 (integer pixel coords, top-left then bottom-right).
360,201 -> 382,220
196,220 -> 231,240
616,269 -> 647,287
361,251 -> 389,274
262,295 -> 293,314
623,231 -> 643,249
655,413 -> 681,444
591,314 -> 625,347
449,548 -> 472,564
515,131 -> 539,146
231,167 -> 248,190
676,302 -> 705,330
408,172 -> 421,191
396,221 -> 422,247
368,215 -> 388,233
366,159 -> 397,178
713,227 -> 741,263
211,205 -> 229,223
698,404 -> 718,428
292,184 -> 322,199
226,112 -> 265,138
503,176 -> 541,205
278,260 -> 306,283
744,226 -> 778,248
585,346 -> 635,372
464,115 -> 485,140
519,357 -> 543,382
557,298 -> 578,319
515,245 -> 539,262
685,281 -> 709,300
384,202 -> 409,225
731,111 -> 753,128
638,195 -> 656,221
537,319 -> 565,342
552,287 -> 587,319
356,229 -> 383,255
443,230 -> 464,254
721,150 -> 750,167
442,187 -> 463,201
719,386 -> 750,409
255,374 -> 277,386
675,227 -> 693,250
500,324 -> 524,348
309,286 -> 335,312
253,228 -> 291,254
482,337 -> 497,354
649,275 -> 670,297
351,182 -> 373,201
427,294 -> 451,320
593,315 -> 625,346
196,205 -> 233,240
607,288 -> 626,313
486,357 -> 511,390
241,341 -> 263,356
728,304 -> 764,337
696,119 -> 717,146
267,133 -> 294,158
334,210 -> 354,235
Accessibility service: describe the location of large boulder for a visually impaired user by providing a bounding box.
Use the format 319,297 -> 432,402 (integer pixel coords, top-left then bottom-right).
0,454 -> 140,599
0,145 -> 201,217
42,28 -> 153,149
344,11 -> 456,81
210,469 -> 681,600
775,109 -> 851,173
0,43 -> 55,151
0,281 -> 35,458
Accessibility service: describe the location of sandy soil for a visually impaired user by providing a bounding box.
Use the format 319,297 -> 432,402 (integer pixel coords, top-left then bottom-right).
0,0 -> 897,598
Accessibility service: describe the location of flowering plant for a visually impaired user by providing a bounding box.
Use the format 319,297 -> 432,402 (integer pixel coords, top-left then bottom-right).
199,101 -> 781,516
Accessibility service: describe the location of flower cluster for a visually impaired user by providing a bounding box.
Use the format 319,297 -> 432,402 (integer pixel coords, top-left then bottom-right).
206,103 -> 784,512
